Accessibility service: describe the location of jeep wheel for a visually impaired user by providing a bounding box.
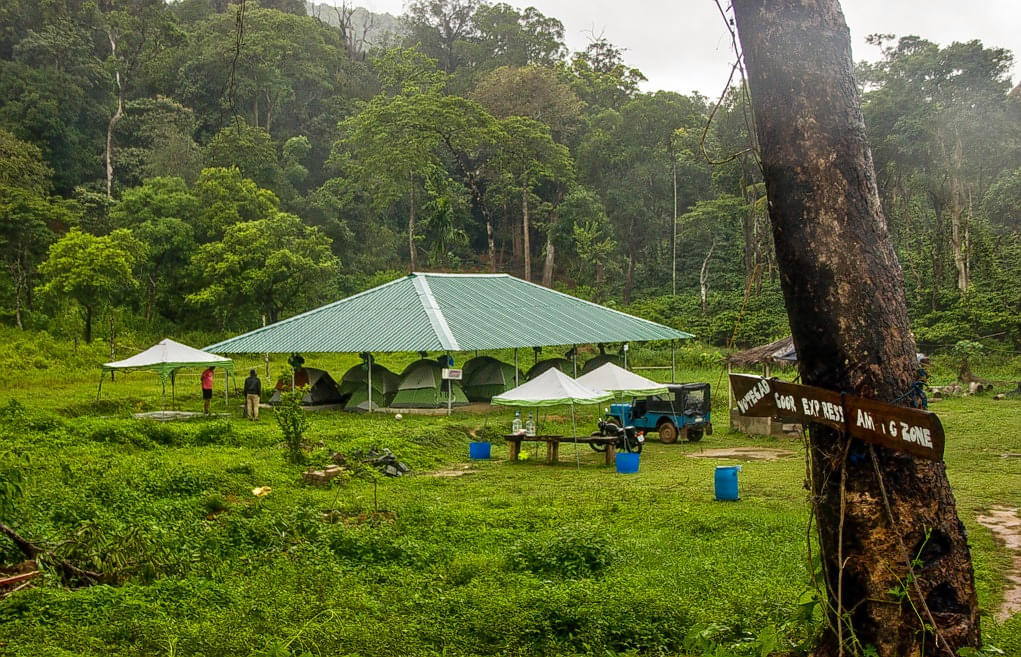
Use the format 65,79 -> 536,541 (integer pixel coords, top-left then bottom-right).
659,422 -> 678,444
687,428 -> 704,442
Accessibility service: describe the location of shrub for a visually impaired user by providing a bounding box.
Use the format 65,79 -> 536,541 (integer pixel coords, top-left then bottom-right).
508,525 -> 617,578
275,388 -> 309,463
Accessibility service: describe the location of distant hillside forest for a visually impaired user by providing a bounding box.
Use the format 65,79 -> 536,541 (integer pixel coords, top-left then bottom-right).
0,0 -> 1019,355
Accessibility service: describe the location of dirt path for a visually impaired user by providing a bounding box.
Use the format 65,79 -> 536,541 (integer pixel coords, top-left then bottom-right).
975,506 -> 1021,621
686,447 -> 796,461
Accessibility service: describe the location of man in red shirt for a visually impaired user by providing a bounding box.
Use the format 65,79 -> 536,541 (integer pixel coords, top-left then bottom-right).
201,366 -> 215,414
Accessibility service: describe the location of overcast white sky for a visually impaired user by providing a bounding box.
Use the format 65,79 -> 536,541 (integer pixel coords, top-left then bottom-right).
343,0 -> 1021,97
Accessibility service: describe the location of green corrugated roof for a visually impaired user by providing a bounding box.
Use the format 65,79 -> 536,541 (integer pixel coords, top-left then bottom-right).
204,273 -> 694,354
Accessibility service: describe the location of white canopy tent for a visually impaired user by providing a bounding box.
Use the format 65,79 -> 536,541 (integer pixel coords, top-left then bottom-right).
574,362 -> 669,397
491,368 -> 612,407
100,338 -> 235,409
492,368 -> 612,467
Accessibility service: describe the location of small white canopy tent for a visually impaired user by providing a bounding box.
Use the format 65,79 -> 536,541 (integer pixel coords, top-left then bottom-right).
100,338 -> 235,409
492,368 -> 612,467
574,362 -> 669,397
492,367 -> 612,407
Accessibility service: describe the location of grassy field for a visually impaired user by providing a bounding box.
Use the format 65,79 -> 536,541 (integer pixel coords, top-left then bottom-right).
0,348 -> 1018,656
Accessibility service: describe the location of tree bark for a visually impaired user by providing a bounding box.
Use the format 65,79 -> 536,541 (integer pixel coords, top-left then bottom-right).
486,219 -> 496,272
542,235 -> 554,287
105,31 -> 124,200
699,237 -> 715,315
84,305 -> 93,345
521,184 -> 531,281
946,127 -> 969,293
733,2 -> 980,656
408,182 -> 417,271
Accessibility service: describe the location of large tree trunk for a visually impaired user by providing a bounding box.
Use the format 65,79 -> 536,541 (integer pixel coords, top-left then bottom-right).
486,219 -> 496,272
946,128 -> 969,293
84,305 -> 93,345
542,235 -> 554,287
105,31 -> 124,200
733,3 -> 980,656
699,237 -> 715,315
408,183 -> 417,271
521,184 -> 531,281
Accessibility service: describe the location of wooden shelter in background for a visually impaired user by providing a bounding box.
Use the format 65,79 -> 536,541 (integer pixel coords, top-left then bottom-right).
725,336 -> 799,437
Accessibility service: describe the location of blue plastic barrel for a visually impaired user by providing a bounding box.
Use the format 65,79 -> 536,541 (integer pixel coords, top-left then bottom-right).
616,452 -> 640,474
714,465 -> 742,500
469,441 -> 491,460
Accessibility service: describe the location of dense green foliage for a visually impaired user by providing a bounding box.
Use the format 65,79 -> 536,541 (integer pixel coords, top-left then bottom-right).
0,0 -> 1016,356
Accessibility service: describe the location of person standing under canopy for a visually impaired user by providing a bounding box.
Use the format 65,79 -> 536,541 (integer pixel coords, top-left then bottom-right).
201,366 -> 215,414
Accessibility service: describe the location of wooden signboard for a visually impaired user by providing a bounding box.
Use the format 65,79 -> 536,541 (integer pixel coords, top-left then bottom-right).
729,374 -> 945,461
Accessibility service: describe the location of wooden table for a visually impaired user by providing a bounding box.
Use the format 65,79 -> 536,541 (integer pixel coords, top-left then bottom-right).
505,434 -> 618,465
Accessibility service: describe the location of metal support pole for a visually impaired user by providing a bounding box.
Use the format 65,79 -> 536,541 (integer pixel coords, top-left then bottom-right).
367,354 -> 373,413
728,363 -> 733,409
514,349 -> 519,386
671,340 -> 676,383
572,345 -> 577,377
447,379 -> 452,416
224,370 -> 229,411
97,370 -> 105,401
728,363 -> 734,430
262,314 -> 269,379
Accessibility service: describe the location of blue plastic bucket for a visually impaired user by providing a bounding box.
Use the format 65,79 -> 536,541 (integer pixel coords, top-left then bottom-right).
469,442 -> 491,460
714,465 -> 742,500
616,452 -> 640,474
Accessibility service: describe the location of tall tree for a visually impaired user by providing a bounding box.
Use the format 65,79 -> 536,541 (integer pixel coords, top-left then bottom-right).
862,36 -> 1017,297
493,116 -> 573,282
188,212 -> 339,326
403,0 -> 480,74
733,2 -> 979,656
0,187 -> 62,328
36,227 -> 141,343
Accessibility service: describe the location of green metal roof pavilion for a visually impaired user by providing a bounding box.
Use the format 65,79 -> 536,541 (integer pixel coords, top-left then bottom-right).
204,272 -> 693,354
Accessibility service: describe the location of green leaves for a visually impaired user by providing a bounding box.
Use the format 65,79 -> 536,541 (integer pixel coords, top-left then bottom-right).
35,227 -> 141,342
188,211 -> 339,325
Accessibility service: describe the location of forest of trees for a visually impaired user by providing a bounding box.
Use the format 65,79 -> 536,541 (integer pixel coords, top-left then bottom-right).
0,0 -> 1018,354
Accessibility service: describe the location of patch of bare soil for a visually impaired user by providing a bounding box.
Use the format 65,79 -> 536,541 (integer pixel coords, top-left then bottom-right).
686,447 -> 796,461
428,464 -> 479,478
975,506 -> 1021,621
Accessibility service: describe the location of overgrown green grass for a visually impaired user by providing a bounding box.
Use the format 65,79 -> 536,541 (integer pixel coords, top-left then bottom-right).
0,349 -> 1017,656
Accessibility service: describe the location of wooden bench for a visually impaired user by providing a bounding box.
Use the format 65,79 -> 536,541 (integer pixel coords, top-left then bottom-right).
505,434 -> 618,465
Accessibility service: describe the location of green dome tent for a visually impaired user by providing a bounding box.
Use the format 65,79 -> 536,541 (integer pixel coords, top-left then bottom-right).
338,362 -> 400,412
580,353 -> 623,374
391,359 -> 469,408
526,357 -> 570,380
462,356 -> 520,401
269,368 -> 345,405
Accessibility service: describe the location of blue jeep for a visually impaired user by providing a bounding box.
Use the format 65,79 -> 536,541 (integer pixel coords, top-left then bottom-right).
607,383 -> 712,443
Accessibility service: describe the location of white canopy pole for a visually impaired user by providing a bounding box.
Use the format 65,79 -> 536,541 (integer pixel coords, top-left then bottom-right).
368,353 -> 373,413
514,348 -> 518,386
